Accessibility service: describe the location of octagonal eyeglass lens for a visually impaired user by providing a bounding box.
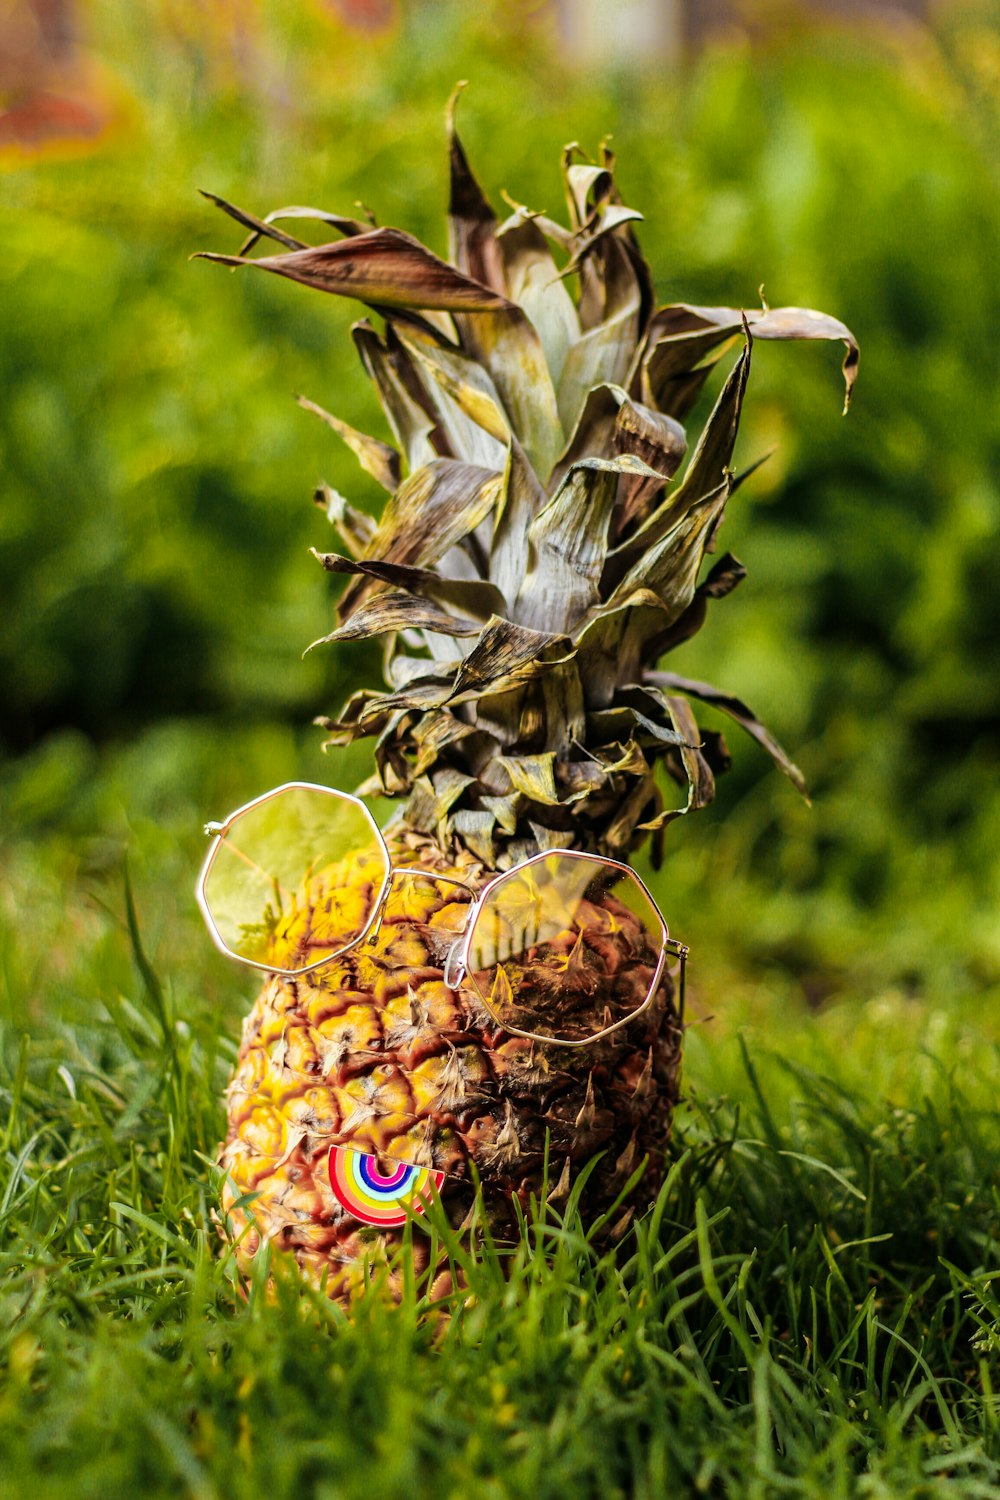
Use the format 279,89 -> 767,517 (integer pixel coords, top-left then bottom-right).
201,786 -> 388,971
464,855 -> 667,1044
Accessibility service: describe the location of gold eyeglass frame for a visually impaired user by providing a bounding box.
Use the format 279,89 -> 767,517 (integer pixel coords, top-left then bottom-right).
196,781 -> 688,1047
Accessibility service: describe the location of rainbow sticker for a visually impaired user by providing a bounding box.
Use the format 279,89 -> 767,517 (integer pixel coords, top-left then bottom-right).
328,1146 -> 446,1227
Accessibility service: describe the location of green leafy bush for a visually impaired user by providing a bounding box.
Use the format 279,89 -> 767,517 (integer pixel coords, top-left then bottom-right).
2,2 -> 998,994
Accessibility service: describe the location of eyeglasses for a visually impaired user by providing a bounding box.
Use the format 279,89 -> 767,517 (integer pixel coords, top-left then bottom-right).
196,781 -> 687,1048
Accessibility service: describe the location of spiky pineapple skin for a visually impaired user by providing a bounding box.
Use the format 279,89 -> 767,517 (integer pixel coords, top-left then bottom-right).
219,826 -> 681,1300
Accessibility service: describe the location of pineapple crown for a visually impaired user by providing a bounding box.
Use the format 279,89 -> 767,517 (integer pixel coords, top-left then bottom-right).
198,88 -> 858,869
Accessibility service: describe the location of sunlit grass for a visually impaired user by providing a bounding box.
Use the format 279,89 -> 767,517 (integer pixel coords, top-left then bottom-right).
3,3 -> 999,1490
1,726 -> 998,1498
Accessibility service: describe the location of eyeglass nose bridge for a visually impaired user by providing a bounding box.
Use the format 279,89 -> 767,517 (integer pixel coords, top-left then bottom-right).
366,869 -> 478,964
197,786 -> 689,1034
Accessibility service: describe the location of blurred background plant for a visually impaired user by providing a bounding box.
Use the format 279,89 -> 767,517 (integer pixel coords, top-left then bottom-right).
2,0 -> 999,1033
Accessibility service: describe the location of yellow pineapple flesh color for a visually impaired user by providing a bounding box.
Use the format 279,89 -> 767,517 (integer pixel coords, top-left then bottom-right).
220,828 -> 681,1299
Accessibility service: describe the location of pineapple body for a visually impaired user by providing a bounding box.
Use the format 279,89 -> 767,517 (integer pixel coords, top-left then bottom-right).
202,99 -> 855,1297
220,827 -> 681,1298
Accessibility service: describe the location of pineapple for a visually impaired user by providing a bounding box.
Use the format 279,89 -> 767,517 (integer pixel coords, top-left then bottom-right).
199,93 -> 857,1300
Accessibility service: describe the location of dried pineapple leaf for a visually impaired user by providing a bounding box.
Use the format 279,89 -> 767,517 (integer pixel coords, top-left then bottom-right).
516,455 -> 666,634
313,482 -> 377,559
352,323 -> 438,472
607,480 -> 731,612
433,765 -> 476,814
445,103 -> 564,479
586,704 -> 689,750
373,707 -> 413,794
637,301 -> 858,418
602,774 -> 660,854
395,321 -> 512,450
649,551 -> 746,657
614,392 -> 686,474
614,393 -> 688,545
454,307 -> 564,482
748,305 -> 859,409
557,237 -> 643,438
592,738 -> 651,779
313,550 -> 506,621
237,203 -> 372,253
555,758 -> 607,797
449,809 -> 497,866
636,695 -> 715,830
669,338 -> 751,522
377,320 -> 505,467
576,482 -> 730,703
528,213 -> 575,253
364,459 -> 502,574
196,226 -> 513,312
559,205 -> 647,280
520,822 -> 567,856
572,586 -> 664,708
495,752 -> 560,805
490,438 -> 549,614
358,676 -> 455,721
562,145 -> 653,332
411,711 -> 478,777
372,662 -> 545,728
646,671 -> 809,799
298,396 -> 401,492
551,382 -> 685,500
448,616 -> 572,704
562,149 -> 615,234
474,686 -> 524,749
608,338 -> 751,583
496,207 -> 581,388
199,190 -> 309,252
481,795 -> 521,836
406,768 -> 475,836
316,687 -> 384,735
541,658 -> 586,752
199,193 -> 373,263
634,316 -> 737,422
308,590 -> 482,649
692,550 -> 746,598
551,384 -> 623,482
386,651 -> 461,691
447,84 -> 506,295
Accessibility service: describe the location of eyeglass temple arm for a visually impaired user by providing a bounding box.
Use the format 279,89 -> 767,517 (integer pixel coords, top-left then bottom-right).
665,938 -> 689,1028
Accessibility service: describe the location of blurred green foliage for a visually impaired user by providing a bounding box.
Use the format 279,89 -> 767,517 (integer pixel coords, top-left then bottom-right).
2,0 -> 998,1001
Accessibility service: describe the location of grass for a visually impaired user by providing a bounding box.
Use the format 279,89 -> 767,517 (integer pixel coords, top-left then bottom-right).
1,726 -> 999,1498
3,7 -> 999,1490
